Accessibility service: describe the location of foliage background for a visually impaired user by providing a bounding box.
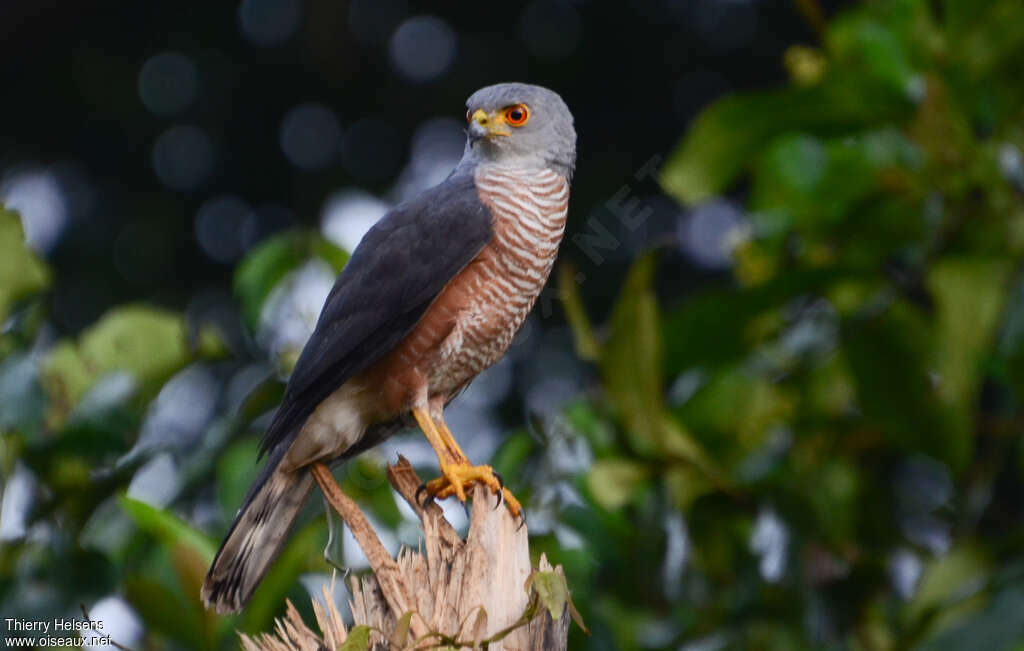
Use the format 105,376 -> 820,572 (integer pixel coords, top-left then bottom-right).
3,0 -> 1024,649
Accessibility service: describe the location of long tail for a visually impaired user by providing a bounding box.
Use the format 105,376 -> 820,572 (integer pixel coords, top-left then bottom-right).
201,448 -> 314,614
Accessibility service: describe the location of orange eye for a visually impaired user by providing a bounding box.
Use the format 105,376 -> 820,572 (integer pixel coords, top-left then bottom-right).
466,110 -> 472,123
505,105 -> 529,126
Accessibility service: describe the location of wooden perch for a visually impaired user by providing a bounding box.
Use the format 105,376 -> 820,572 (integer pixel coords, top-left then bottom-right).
243,456 -> 573,650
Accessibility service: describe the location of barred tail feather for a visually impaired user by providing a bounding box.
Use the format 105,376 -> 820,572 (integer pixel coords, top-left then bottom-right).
201,463 -> 314,613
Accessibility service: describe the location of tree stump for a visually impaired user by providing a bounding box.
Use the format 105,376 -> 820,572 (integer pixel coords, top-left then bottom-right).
241,456 -> 575,650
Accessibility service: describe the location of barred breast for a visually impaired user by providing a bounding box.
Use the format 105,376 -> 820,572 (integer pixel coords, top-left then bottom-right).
432,166 -> 569,389
366,165 -> 569,413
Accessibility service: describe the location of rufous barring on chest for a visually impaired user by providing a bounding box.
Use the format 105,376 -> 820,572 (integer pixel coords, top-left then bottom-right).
369,166 -> 569,414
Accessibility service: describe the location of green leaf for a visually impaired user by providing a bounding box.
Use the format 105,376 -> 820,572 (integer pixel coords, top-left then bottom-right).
312,235 -> 350,271
916,586 -> 1024,651
532,571 -> 569,621
0,351 -> 46,431
749,129 -> 921,234
120,496 -> 220,649
661,0 -> 927,205
586,459 -> 649,510
563,401 -> 616,456
119,495 -> 216,563
558,260 -> 599,360
676,368 -> 793,469
951,0 -> 1024,79
0,206 -> 50,323
942,0 -> 1000,40
391,611 -> 413,648
905,545 -> 991,637
827,6 -> 918,94
842,302 -> 962,467
845,259 -> 1010,473
660,78 -> 913,205
195,323 -> 231,359
490,430 -> 536,483
662,269 -> 843,374
601,255 -> 663,457
601,255 -> 678,452
928,258 -> 1011,422
234,231 -> 349,329
602,255 -> 726,485
663,464 -> 713,511
124,575 -> 205,648
340,624 -> 372,651
40,305 -> 191,425
808,458 -> 860,543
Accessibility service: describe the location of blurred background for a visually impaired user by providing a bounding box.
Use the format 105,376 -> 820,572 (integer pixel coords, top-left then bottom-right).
3,0 -> 1024,648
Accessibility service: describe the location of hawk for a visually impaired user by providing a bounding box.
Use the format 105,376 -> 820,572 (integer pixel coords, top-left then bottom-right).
201,83 -> 576,613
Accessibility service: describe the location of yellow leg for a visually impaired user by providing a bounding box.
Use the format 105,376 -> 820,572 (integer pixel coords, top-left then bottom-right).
411,408 -> 522,517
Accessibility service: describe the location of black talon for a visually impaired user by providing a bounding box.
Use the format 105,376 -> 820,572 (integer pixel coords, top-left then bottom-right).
492,471 -> 505,510
415,483 -> 430,507
516,511 -> 527,532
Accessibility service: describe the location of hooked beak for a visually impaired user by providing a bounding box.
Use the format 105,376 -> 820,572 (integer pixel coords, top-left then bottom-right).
468,109 -> 511,143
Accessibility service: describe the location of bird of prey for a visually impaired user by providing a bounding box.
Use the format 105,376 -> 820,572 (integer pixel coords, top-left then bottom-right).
202,82 -> 576,613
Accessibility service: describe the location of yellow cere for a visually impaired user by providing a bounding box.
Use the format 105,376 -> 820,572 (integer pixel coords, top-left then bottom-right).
472,108 -> 511,136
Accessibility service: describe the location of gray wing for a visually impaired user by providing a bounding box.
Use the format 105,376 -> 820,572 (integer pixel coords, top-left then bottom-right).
258,171 -> 492,458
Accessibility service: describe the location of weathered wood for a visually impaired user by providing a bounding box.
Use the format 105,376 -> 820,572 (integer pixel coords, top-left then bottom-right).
243,456 -> 571,650
335,456 -> 569,650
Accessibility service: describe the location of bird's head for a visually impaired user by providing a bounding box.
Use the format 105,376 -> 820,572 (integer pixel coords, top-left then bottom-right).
461,82 -> 576,180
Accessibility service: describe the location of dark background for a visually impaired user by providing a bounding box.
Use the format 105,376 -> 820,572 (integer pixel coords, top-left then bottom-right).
0,0 -> 834,332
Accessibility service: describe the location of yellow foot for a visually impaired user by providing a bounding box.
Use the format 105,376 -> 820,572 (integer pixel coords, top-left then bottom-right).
417,462 -> 523,518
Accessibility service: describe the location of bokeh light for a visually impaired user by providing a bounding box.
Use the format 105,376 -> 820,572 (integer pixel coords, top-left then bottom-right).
238,0 -> 303,46
679,199 -> 746,269
151,124 -> 215,191
662,513 -> 689,599
83,596 -> 143,651
389,15 -> 457,83
127,453 -> 182,508
0,463 -> 35,542
279,102 -> 343,171
135,365 -> 220,459
195,195 -> 256,264
321,189 -> 390,253
138,51 -> 199,117
258,260 -> 336,368
458,357 -> 514,411
750,507 -> 789,583
392,117 -> 464,201
445,405 -> 502,462
1000,143 -> 1024,190
1,167 -> 69,255
889,549 -> 923,600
